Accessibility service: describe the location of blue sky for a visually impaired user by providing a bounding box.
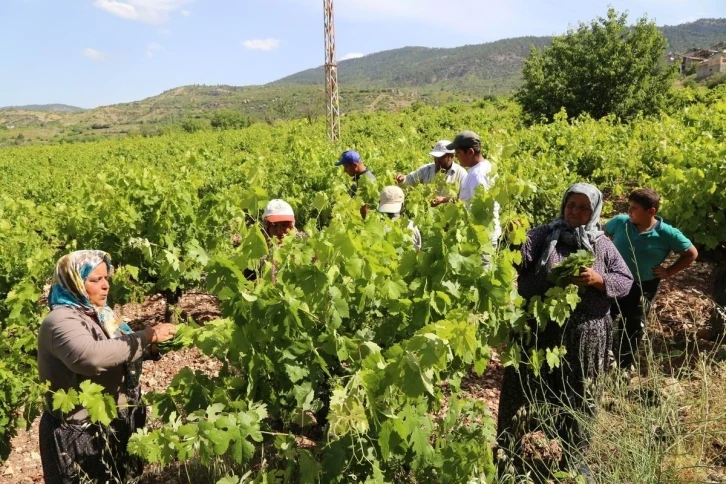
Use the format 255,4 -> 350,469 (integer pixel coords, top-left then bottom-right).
1,0 -> 723,108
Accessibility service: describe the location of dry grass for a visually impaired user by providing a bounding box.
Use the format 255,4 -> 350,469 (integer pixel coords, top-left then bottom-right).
587,344 -> 726,483
584,260 -> 726,484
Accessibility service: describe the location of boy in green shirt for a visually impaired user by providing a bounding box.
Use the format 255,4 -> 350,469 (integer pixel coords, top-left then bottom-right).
605,188 -> 698,369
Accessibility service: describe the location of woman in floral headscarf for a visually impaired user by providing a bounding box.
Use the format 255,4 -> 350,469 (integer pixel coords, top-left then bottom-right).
37,250 -> 177,483
496,183 -> 633,481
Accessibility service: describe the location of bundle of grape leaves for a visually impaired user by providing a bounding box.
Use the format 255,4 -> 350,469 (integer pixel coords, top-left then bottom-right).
547,249 -> 596,287
156,323 -> 198,353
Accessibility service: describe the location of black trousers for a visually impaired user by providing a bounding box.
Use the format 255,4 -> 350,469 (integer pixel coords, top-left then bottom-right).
40,404 -> 146,484
611,278 -> 660,369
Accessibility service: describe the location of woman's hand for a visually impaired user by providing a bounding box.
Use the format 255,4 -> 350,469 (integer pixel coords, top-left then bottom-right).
144,323 -> 177,344
571,268 -> 606,291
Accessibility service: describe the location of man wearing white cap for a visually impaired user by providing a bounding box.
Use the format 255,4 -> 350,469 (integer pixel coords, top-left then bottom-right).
378,186 -> 422,251
262,199 -> 297,241
244,199 -> 300,282
395,140 -> 468,190
429,130 -> 501,246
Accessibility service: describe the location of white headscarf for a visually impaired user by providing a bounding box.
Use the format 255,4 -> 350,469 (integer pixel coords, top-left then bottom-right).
536,183 -> 605,272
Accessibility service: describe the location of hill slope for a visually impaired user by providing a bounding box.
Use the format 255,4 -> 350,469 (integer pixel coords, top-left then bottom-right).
661,18 -> 726,53
277,19 -> 726,88
276,37 -> 552,92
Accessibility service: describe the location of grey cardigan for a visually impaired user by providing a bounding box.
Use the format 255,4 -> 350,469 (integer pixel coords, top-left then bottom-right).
37,306 -> 150,423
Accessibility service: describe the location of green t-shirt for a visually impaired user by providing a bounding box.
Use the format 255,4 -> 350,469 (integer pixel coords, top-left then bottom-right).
604,214 -> 693,282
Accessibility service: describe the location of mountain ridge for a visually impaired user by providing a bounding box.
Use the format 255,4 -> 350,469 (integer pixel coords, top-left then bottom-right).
1,18 -> 724,147
0,104 -> 85,113
273,18 -> 726,87
7,18 -> 725,113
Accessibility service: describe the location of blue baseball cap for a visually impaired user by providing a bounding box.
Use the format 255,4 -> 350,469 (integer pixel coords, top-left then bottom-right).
335,150 -> 361,166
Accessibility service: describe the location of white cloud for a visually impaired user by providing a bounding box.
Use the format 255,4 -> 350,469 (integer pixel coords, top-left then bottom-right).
93,0 -> 193,25
340,52 -> 365,61
180,9 -> 190,16
93,0 -> 137,20
673,16 -> 697,24
145,42 -> 165,57
294,0 -> 515,26
82,48 -> 108,62
243,38 -> 281,51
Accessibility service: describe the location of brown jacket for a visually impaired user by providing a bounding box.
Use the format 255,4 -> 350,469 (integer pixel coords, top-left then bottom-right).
37,306 -> 150,423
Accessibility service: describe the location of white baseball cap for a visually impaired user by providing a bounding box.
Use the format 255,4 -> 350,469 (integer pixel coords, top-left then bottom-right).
429,140 -> 455,158
263,199 -> 295,223
378,186 -> 405,214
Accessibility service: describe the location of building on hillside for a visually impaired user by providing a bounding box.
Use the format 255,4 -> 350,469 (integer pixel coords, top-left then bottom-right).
679,56 -> 700,73
676,43 -> 726,77
681,48 -> 714,72
697,52 -> 726,80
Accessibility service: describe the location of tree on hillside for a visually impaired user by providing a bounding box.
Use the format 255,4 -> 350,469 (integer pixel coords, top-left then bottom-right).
516,8 -> 677,122
181,117 -> 209,133
210,109 -> 251,130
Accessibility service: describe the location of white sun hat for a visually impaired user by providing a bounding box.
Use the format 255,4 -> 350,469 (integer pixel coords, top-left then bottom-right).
378,186 -> 405,214
263,199 -> 295,222
429,140 -> 455,157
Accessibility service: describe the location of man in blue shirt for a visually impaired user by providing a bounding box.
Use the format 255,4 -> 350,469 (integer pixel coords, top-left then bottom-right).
335,150 -> 376,198
336,149 -> 376,219
605,188 -> 698,369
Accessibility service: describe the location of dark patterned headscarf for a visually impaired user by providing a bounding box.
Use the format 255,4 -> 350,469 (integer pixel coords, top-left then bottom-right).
536,183 -> 605,272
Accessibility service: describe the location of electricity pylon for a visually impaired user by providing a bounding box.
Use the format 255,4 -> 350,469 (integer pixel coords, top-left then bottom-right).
323,0 -> 340,141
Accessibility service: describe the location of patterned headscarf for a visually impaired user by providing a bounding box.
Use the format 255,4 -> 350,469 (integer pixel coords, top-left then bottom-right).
536,183 -> 605,272
49,250 -> 142,393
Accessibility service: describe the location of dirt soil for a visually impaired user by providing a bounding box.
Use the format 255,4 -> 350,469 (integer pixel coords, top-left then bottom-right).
0,260 -> 718,483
